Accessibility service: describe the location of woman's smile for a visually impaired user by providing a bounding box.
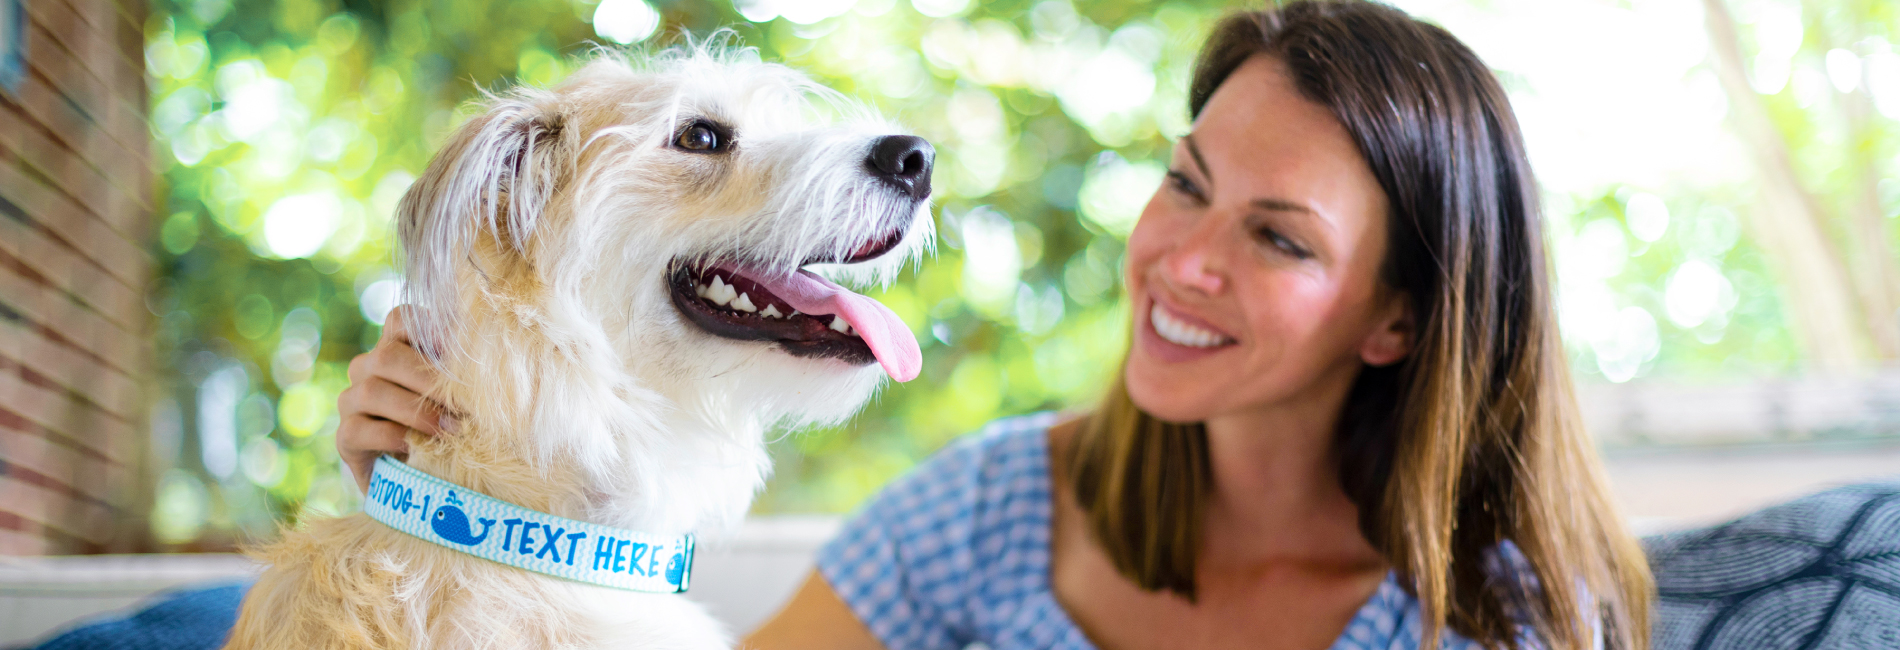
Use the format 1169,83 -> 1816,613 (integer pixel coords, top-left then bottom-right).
1141,297 -> 1240,361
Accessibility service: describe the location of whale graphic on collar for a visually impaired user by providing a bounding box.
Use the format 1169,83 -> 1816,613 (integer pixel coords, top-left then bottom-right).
665,551 -> 686,586
431,492 -> 495,546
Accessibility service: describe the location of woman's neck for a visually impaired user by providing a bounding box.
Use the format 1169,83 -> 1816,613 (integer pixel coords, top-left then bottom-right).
1200,367 -> 1380,565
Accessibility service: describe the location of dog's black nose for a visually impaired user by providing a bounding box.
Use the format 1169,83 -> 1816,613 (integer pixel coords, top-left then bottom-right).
866,135 -> 934,200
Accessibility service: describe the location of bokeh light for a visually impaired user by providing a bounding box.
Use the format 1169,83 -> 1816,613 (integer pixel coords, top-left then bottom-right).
138,0 -> 1899,545
595,0 -> 662,44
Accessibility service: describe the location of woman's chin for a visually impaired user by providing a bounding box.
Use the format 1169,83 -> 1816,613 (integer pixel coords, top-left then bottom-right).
1125,310 -> 1253,423
1123,365 -> 1218,424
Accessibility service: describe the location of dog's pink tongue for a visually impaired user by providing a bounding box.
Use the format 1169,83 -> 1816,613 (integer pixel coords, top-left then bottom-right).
757,270 -> 922,382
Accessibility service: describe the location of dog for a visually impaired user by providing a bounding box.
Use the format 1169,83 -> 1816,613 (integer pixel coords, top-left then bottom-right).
224,42 -> 934,649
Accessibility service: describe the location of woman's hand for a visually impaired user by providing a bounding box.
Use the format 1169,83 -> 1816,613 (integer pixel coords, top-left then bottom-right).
745,570 -> 885,650
337,306 -> 452,491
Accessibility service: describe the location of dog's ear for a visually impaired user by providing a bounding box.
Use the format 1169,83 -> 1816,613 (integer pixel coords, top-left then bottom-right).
396,95 -> 569,362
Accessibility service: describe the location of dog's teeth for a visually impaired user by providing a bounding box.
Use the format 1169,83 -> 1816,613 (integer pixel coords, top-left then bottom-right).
732,292 -> 757,312
761,304 -> 783,318
700,276 -> 732,305
829,316 -> 853,335
694,283 -> 709,299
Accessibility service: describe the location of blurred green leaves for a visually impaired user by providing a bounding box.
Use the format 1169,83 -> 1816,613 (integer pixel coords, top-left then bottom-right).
143,0 -> 1896,544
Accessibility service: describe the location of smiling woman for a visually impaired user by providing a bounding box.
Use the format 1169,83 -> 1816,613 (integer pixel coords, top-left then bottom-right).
749,2 -> 1651,650
1060,5 -> 1652,648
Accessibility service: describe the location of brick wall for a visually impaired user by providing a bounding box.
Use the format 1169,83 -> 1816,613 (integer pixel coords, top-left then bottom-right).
0,0 -> 153,555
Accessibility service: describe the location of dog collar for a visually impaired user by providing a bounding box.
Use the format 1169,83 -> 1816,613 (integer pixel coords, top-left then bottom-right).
363,456 -> 694,593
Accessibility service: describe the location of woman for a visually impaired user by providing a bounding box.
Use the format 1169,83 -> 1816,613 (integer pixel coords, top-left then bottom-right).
339,2 -> 1651,649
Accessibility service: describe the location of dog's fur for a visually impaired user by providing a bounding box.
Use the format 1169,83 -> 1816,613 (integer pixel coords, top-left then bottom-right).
225,44 -> 932,649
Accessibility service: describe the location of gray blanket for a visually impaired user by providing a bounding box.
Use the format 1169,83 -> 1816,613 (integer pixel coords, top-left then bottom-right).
1646,481 -> 1900,649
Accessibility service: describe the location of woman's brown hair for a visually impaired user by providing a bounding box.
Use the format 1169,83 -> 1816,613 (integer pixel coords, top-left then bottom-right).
1065,2 -> 1653,648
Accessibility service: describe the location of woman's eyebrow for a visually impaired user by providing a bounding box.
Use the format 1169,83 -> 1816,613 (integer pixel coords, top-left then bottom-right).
1251,198 -> 1314,215
1184,133 -> 1330,231
1182,134 -> 1215,189
1254,197 -> 1335,234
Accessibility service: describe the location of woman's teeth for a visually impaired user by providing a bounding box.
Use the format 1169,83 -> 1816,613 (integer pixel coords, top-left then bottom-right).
1151,303 -> 1228,348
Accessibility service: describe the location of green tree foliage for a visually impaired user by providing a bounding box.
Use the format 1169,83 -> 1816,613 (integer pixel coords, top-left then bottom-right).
142,0 -> 1896,546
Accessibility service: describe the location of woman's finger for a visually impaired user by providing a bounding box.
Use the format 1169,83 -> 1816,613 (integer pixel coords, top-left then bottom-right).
346,376 -> 445,435
337,414 -> 411,491
362,305 -> 457,417
382,305 -> 415,345
358,337 -> 439,399
336,379 -> 432,444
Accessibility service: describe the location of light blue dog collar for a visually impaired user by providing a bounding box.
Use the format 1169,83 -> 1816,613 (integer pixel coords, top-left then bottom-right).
363,456 -> 694,593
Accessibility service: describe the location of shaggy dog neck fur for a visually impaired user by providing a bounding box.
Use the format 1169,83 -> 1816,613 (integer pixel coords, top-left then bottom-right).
224,42 -> 932,649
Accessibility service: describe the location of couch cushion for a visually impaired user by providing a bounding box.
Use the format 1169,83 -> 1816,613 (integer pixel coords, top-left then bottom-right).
1645,481 -> 1900,649
27,582 -> 247,650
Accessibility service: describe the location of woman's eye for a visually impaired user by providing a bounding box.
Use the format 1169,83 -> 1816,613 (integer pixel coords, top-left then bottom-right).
677,124 -> 719,151
1259,228 -> 1313,259
1166,170 -> 1204,200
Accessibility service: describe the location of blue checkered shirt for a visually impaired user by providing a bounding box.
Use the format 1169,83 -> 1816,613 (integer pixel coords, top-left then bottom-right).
816,413 -> 1511,650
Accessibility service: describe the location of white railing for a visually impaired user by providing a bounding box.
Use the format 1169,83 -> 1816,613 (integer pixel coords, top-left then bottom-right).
1578,370 -> 1900,447
1581,370 -> 1900,532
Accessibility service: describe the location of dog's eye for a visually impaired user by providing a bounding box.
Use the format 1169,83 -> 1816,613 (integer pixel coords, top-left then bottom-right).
677,123 -> 720,151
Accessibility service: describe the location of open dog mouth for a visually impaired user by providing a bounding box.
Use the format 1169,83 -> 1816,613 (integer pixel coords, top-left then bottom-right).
667,229 -> 922,382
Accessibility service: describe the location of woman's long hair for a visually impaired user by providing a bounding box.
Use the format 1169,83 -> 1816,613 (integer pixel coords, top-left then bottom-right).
1065,2 -> 1653,648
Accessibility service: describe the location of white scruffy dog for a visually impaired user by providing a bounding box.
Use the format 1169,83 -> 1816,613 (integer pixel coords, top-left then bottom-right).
224,44 -> 933,649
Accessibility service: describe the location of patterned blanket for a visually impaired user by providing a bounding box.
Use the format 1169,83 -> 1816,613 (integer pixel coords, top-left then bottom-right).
1647,481 -> 1900,649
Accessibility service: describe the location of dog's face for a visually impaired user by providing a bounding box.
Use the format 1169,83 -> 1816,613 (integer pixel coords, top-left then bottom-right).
398,50 -> 932,447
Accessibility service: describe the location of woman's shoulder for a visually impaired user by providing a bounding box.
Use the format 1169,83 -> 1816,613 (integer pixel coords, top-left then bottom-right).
816,413 -> 1071,649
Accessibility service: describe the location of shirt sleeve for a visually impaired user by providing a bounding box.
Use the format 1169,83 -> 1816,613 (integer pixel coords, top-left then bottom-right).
816,435 -> 987,650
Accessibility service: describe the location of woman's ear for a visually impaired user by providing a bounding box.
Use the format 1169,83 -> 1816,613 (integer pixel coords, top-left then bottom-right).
1360,290 -> 1414,367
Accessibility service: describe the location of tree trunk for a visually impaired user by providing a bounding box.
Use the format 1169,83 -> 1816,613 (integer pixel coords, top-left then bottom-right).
1810,0 -> 1900,360
1701,0 -> 1869,370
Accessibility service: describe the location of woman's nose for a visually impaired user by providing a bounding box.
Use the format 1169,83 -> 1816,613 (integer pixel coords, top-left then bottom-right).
1161,234 -> 1225,295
